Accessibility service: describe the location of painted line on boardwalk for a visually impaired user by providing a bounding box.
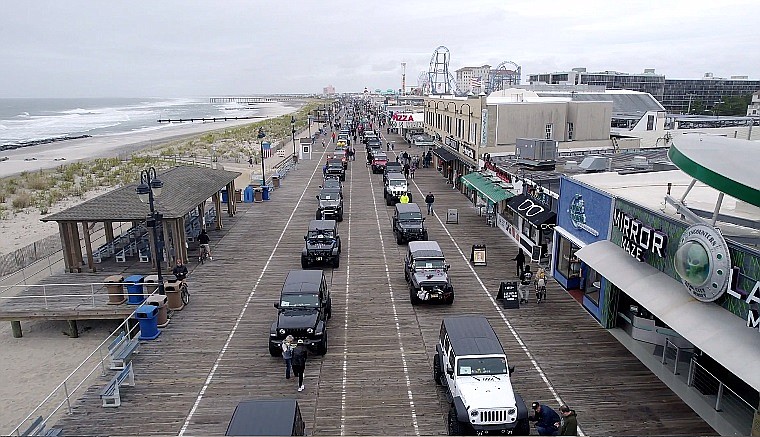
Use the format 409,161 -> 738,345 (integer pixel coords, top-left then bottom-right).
179,144 -> 330,436
368,164 -> 420,436
340,155 -> 354,436
409,179 -> 584,437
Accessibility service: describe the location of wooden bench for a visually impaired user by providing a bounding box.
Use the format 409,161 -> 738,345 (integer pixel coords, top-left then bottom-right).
99,361 -> 135,407
108,333 -> 139,370
138,243 -> 151,263
115,248 -> 126,263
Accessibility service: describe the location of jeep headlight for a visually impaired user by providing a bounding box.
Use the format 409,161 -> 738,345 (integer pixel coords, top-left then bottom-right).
306,328 -> 314,334
508,408 -> 516,415
279,329 -> 286,335
470,409 -> 479,417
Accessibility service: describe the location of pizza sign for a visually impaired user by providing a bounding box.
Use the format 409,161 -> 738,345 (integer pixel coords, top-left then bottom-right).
391,113 -> 416,122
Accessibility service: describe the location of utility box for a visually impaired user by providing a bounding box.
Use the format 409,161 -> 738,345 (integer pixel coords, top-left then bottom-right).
516,138 -> 557,169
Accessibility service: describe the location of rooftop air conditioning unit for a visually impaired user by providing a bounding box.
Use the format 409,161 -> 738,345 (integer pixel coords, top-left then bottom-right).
578,156 -> 609,172
631,156 -> 649,169
564,160 -> 578,171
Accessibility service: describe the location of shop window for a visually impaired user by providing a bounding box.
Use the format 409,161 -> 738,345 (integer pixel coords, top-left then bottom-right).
545,123 -> 553,139
585,268 -> 601,306
557,237 -> 580,279
567,122 -> 574,141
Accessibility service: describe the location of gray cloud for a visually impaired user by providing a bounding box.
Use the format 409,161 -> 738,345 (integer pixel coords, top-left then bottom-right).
0,0 -> 758,97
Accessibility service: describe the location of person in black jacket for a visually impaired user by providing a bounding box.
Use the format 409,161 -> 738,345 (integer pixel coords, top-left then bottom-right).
512,248 -> 526,277
425,192 -> 435,215
291,339 -> 308,392
529,401 -> 560,436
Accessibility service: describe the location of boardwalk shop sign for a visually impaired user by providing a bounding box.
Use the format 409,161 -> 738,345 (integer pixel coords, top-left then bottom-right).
739,281 -> 760,333
613,209 -> 667,262
444,136 -> 460,151
674,223 -> 731,302
390,113 -> 423,129
517,198 -> 546,218
461,146 -> 475,161
568,194 -> 599,237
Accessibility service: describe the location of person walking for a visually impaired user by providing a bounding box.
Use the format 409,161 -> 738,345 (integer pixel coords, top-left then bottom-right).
291,339 -> 308,392
530,401 -> 561,436
410,164 -> 416,179
281,335 -> 295,379
558,405 -> 577,436
248,156 -> 253,167
512,248 -> 526,277
403,163 -> 410,179
519,265 -> 533,304
425,191 -> 435,215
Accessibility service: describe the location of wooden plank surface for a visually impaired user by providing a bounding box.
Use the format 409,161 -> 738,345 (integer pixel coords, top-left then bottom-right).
46,131 -> 714,436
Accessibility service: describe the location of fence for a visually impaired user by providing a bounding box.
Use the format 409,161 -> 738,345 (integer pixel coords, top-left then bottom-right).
686,357 -> 756,435
0,235 -> 62,278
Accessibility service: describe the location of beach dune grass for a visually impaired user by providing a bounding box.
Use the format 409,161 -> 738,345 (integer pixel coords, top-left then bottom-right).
0,101 -> 322,217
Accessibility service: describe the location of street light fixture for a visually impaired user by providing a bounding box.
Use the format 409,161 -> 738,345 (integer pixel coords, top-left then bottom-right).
291,116 -> 297,162
258,127 -> 266,186
136,167 -> 165,295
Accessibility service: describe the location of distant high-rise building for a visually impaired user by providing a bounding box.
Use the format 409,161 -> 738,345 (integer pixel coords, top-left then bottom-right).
529,68 -> 760,114
323,85 -> 336,96
747,90 -> 760,116
455,65 -> 491,94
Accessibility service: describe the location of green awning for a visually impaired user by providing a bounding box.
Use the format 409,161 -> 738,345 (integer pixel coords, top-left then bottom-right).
460,172 -> 513,204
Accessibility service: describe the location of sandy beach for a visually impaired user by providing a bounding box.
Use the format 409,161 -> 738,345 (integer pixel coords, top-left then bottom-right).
0,102 -> 310,433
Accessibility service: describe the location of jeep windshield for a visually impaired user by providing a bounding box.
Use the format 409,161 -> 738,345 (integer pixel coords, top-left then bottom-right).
319,192 -> 339,201
458,357 -> 508,376
413,258 -> 446,270
307,230 -> 334,240
389,180 -> 406,187
399,212 -> 422,221
279,294 -> 319,308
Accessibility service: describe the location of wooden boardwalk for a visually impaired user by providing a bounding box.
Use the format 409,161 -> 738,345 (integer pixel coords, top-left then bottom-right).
48,134 -> 714,436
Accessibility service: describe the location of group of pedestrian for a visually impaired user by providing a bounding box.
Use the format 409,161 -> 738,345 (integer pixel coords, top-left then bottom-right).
512,248 -> 547,303
281,335 -> 308,392
529,401 -> 578,436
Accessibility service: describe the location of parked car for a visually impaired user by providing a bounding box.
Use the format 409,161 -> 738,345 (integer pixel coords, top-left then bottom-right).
301,220 -> 341,268
324,159 -> 345,181
393,203 -> 427,244
226,399 -> 305,436
315,188 -> 344,221
434,315 -> 529,436
269,270 -> 331,356
371,152 -> 388,174
404,241 -> 453,305
384,172 -> 410,205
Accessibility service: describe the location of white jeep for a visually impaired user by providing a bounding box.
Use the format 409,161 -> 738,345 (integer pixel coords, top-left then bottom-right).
433,315 -> 529,435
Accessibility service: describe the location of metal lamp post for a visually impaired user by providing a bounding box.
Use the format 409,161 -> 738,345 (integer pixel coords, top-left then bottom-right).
291,116 -> 297,162
258,127 -> 266,186
136,167 -> 165,295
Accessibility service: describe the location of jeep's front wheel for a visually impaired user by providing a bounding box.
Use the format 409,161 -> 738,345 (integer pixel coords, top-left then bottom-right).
301,255 -> 308,269
433,353 -> 443,385
337,212 -> 344,222
514,418 -> 530,436
447,406 -> 465,436
410,286 -> 420,306
317,331 -> 328,355
397,233 -> 403,245
422,231 -> 429,241
269,343 -> 281,357
332,256 -> 340,268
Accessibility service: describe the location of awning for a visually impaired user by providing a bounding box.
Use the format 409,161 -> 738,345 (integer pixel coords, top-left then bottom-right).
576,240 -> 760,392
506,194 -> 556,227
432,147 -> 457,162
460,172 -> 514,204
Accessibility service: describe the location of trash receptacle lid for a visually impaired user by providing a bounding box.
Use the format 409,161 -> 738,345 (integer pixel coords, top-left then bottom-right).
125,274 -> 144,282
135,305 -> 158,316
105,275 -> 124,282
145,295 -> 168,305
143,274 -> 159,283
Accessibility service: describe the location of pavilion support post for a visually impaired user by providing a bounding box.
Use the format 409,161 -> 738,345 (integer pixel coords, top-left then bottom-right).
65,222 -> 82,273
198,204 -> 205,230
82,221 -> 96,273
11,321 -> 22,338
226,183 -> 233,216
213,192 -> 223,230
147,226 -> 158,273
72,223 -> 83,272
58,222 -> 72,273
162,218 -> 172,264
67,320 -> 79,338
178,217 -> 188,264
230,180 -> 237,216
104,220 -> 115,244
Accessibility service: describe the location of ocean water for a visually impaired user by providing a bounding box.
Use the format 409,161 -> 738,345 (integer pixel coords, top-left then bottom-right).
0,97 -> 291,145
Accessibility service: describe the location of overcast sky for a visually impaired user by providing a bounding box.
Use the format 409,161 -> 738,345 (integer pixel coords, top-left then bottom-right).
1,0 -> 758,98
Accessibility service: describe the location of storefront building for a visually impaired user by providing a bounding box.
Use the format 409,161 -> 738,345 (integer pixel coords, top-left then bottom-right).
497,190 -> 556,262
552,177 -> 614,321
575,197 -> 760,434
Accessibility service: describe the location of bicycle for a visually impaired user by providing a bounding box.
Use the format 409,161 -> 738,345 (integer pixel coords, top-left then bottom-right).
180,281 -> 190,306
199,244 -> 210,264
535,278 -> 547,304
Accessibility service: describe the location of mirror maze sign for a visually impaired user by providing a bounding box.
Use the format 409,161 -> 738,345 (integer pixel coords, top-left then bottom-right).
613,209 -> 667,262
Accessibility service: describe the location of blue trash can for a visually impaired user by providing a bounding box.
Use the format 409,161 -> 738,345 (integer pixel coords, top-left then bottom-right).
244,186 -> 255,203
221,189 -> 228,203
135,305 -> 161,340
125,274 -> 145,305
262,185 -> 270,201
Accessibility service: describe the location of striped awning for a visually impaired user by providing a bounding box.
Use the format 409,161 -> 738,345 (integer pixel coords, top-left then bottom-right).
460,172 -> 513,204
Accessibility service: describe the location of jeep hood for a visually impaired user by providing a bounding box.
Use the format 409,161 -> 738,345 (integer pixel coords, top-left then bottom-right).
457,376 -> 517,409
306,241 -> 335,250
277,309 -> 318,329
413,270 -> 448,285
319,200 -> 340,208
399,222 -> 423,231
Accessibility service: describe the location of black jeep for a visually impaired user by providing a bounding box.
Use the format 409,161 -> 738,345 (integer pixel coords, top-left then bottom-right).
316,188 -> 343,221
319,178 -> 342,196
270,270 -> 331,356
393,203 -> 427,244
324,159 -> 345,181
301,220 -> 341,268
